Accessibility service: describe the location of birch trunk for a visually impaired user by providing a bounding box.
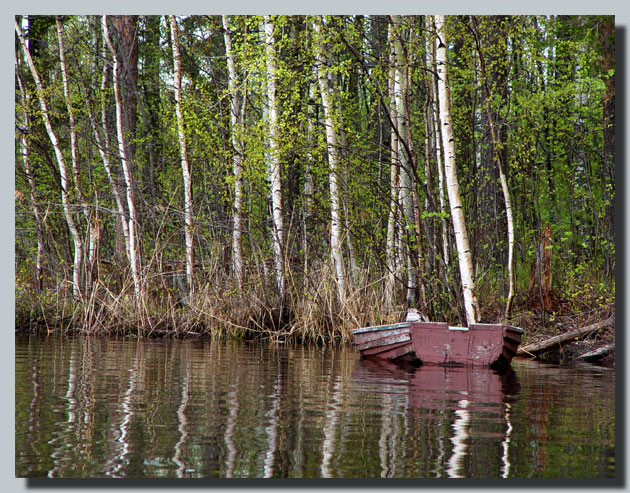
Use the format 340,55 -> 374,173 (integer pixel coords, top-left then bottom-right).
470,17 -> 516,320
313,17 -> 347,305
331,71 -> 358,288
103,15 -> 142,301
56,17 -> 99,295
263,16 -> 286,299
78,38 -> 131,280
434,15 -> 480,325
384,24 -> 399,309
303,77 -> 317,278
392,16 -> 417,307
15,51 -> 45,292
170,15 -> 194,298
421,25 -> 436,281
427,17 -> 450,269
98,34 -> 130,278
222,15 -> 244,291
340,116 -> 359,289
15,19 -> 84,300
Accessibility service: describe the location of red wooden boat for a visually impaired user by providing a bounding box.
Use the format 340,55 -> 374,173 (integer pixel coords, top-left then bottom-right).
352,320 -> 523,370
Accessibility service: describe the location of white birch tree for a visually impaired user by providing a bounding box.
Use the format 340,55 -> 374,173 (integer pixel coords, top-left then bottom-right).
470,16 -> 516,321
103,15 -> 143,301
15,18 -> 84,300
56,17 -> 100,295
263,15 -> 287,300
222,15 -> 245,291
15,48 -> 45,293
384,22 -> 400,309
313,17 -> 347,305
303,76 -> 317,278
76,35 -> 132,283
169,15 -> 194,299
426,17 -> 451,269
391,15 -> 417,307
434,15 -> 480,325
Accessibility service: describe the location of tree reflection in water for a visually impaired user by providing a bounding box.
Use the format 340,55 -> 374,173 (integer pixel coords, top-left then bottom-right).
15,335 -> 614,479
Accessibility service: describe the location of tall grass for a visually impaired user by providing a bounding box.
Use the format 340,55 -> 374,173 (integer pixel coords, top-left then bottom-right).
15,256 -> 407,344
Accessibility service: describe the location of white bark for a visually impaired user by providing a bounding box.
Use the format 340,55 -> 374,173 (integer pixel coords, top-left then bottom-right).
427,21 -> 450,268
384,23 -> 399,309
470,17 -> 516,320
82,45 -> 130,255
75,33 -> 134,291
263,16 -> 286,299
331,71 -> 358,288
434,15 -> 480,325
15,51 -> 45,292
497,139 -> 516,320
56,17 -> 100,293
170,15 -> 194,297
97,35 -> 132,275
15,19 -> 84,300
313,18 -> 347,305
103,15 -> 142,301
303,77 -> 317,277
223,15 -> 245,291
392,16 -> 417,307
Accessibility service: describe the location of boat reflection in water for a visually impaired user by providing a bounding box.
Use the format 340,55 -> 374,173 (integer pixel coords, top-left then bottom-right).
352,358 -> 521,478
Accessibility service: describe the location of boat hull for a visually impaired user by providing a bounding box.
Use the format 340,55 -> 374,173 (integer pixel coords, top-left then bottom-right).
352,321 -> 523,370
351,322 -> 413,359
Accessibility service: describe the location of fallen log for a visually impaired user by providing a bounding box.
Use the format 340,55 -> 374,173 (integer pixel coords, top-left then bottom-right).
516,316 -> 614,358
576,343 -> 615,362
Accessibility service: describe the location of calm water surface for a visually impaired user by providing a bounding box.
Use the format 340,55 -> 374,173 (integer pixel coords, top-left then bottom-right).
15,333 -> 615,478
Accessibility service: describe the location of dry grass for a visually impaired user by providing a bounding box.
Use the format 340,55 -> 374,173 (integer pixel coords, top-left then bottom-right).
19,255 -> 612,348
16,259 -> 409,344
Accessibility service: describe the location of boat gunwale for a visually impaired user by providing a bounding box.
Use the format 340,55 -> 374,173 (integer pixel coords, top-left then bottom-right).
351,322 -> 410,335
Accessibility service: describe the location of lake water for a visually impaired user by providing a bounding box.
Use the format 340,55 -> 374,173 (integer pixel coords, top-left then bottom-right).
15,333 -> 615,479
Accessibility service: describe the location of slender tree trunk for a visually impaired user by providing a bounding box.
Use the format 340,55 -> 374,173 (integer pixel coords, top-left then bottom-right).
402,23 -> 427,312
98,33 -> 128,282
331,71 -> 358,289
433,111 -> 450,269
470,16 -> 516,321
15,51 -> 45,292
340,116 -> 359,290
79,40 -> 131,280
428,19 -> 450,270
223,15 -> 245,291
392,16 -> 417,307
109,15 -> 138,158
434,15 -> 480,326
421,21 -> 437,288
263,16 -> 286,300
103,15 -> 142,302
170,15 -> 194,299
313,17 -> 347,305
15,19 -> 84,300
56,17 -> 100,297
303,77 -> 317,278
384,23 -> 399,309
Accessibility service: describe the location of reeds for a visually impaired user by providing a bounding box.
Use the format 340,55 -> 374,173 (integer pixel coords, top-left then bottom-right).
15,257 -> 407,344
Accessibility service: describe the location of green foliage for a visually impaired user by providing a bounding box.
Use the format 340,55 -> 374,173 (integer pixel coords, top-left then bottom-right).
15,14 -> 614,335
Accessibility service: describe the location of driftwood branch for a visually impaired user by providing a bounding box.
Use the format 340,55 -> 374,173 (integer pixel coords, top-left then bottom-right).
516,316 -> 614,357
576,344 -> 615,362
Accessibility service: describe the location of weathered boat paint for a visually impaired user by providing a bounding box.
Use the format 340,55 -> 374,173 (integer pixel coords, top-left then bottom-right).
351,321 -> 524,370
